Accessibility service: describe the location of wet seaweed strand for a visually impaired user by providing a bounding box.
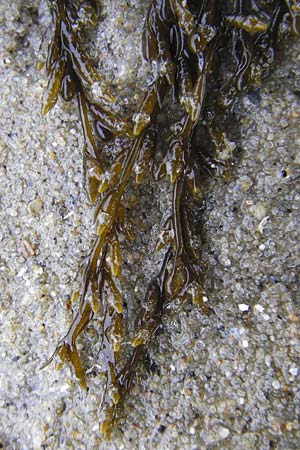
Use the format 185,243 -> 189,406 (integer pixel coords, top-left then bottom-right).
41,0 -> 300,439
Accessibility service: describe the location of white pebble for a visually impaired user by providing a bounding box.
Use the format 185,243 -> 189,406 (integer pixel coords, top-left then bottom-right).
258,216 -> 269,234
217,426 -> 230,440
254,304 -> 264,313
262,313 -> 270,321
272,380 -> 281,390
242,339 -> 249,348
238,303 -> 250,312
289,367 -> 298,377
17,267 -> 27,277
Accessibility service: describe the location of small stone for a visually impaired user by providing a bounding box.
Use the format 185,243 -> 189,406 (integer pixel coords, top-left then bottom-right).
262,313 -> 270,321
28,198 -> 44,216
216,426 -> 230,440
238,303 -> 250,312
254,304 -> 264,313
240,180 -> 252,191
242,339 -> 249,348
19,239 -> 35,257
254,203 -> 267,220
272,380 -> 281,390
17,267 -> 27,277
289,367 -> 298,377
33,265 -> 43,275
49,151 -> 57,160
258,216 -> 269,234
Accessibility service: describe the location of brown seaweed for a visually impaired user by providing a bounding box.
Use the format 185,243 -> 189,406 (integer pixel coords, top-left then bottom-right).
40,0 -> 299,439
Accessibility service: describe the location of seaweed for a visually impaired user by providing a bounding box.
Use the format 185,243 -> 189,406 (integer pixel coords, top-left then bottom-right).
40,0 -> 299,439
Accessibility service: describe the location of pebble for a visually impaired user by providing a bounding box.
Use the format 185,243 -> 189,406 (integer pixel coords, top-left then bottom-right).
242,339 -> 249,348
254,304 -> 264,313
238,303 -> 250,312
272,380 -> 281,390
28,198 -> 44,216
289,367 -> 298,377
216,426 -> 230,440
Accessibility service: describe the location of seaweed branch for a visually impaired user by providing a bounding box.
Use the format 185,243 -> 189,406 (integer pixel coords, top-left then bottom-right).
40,0 -> 299,440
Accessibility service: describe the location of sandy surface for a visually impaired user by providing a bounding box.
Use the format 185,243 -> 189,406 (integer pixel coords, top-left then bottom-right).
0,1 -> 299,449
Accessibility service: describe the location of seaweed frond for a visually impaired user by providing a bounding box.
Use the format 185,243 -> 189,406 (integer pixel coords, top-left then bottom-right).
40,0 -> 296,440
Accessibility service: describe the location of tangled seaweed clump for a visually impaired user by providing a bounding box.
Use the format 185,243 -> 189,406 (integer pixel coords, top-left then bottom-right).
40,0 -> 300,439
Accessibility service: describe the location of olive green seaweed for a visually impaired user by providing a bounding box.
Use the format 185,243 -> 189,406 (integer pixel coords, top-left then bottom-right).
41,0 -> 299,439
